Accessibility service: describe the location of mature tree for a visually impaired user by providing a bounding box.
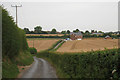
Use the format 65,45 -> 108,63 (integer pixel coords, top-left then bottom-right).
94,30 -> 97,33
50,28 -> 57,34
81,31 -> 84,34
91,30 -> 95,33
73,29 -> 79,33
76,29 -> 80,32
34,26 -> 42,34
98,31 -> 103,33
24,28 -> 30,34
61,31 -> 67,34
67,30 -> 70,34
85,30 -> 90,34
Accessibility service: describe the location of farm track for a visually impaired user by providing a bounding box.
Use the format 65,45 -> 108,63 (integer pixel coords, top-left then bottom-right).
53,40 -> 64,50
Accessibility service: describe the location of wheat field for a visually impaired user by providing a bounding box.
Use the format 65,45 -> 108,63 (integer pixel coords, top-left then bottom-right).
57,38 -> 118,53
27,39 -> 59,52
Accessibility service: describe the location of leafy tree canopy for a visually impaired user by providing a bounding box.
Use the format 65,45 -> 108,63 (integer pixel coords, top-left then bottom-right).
73,29 -> 79,33
61,31 -> 67,34
34,26 -> 42,34
67,30 -> 70,34
24,28 -> 30,34
50,28 -> 57,34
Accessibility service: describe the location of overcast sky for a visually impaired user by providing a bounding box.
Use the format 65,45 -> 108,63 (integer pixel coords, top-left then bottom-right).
1,0 -> 119,32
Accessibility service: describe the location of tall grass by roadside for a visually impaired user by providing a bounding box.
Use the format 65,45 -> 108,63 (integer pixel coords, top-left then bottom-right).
2,51 -> 33,78
37,48 -> 119,79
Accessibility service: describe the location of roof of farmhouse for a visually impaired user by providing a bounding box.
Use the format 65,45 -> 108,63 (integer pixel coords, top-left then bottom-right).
70,31 -> 83,36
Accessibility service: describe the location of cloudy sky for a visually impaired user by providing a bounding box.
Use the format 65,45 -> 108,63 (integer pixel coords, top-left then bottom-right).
1,0 -> 119,32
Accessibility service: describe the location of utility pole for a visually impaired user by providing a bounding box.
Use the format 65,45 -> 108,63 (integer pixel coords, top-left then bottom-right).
11,5 -> 22,26
33,39 -> 34,48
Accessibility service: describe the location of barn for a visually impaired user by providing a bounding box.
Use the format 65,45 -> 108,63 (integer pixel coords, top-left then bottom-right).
70,31 -> 83,40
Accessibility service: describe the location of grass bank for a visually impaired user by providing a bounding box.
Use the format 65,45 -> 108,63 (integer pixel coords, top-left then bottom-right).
2,51 -> 33,78
37,48 -> 119,79
2,6 -> 34,79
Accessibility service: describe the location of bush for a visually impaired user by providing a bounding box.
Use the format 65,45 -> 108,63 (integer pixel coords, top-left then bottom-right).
29,48 -> 37,54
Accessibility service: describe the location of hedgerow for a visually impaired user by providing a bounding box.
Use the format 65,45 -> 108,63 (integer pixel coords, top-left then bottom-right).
2,6 -> 33,78
26,35 -> 70,39
29,47 -> 37,54
37,48 -> 119,79
2,6 -> 28,58
47,40 -> 63,51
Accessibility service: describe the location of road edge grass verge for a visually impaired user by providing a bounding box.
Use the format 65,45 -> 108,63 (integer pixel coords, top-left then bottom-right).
2,51 -> 34,78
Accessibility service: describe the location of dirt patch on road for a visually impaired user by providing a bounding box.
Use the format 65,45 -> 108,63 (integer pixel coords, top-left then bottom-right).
57,38 -> 118,53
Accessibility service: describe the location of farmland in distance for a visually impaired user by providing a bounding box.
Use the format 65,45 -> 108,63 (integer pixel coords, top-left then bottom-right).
57,38 -> 118,53
26,34 -> 65,36
27,38 -> 59,52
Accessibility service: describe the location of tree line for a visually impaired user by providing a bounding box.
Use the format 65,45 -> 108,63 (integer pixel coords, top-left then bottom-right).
24,26 -> 105,34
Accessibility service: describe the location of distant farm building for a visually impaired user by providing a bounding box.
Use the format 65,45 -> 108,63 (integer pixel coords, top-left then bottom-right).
70,31 -> 83,40
105,35 -> 112,39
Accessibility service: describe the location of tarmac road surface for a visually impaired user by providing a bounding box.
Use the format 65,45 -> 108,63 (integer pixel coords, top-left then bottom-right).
20,56 -> 58,79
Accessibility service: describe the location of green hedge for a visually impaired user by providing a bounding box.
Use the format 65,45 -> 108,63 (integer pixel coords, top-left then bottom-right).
83,34 -> 119,39
2,6 -> 28,58
53,41 -> 65,51
26,35 -> 70,39
29,47 -> 37,54
47,40 -> 63,51
2,6 -> 33,78
37,49 -> 119,79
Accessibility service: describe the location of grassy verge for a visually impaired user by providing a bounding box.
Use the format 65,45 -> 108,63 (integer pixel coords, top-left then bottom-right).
2,51 -> 33,78
37,48 -> 119,79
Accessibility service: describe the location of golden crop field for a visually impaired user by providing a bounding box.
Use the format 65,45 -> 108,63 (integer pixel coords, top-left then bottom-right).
27,39 -> 59,52
57,38 -> 118,53
26,34 -> 65,36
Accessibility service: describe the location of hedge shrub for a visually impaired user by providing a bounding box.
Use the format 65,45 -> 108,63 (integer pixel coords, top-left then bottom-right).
2,6 -> 28,58
29,48 -> 37,54
37,49 -> 119,79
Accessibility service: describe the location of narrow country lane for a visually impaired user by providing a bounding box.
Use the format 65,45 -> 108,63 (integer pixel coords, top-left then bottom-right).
20,56 -> 58,79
